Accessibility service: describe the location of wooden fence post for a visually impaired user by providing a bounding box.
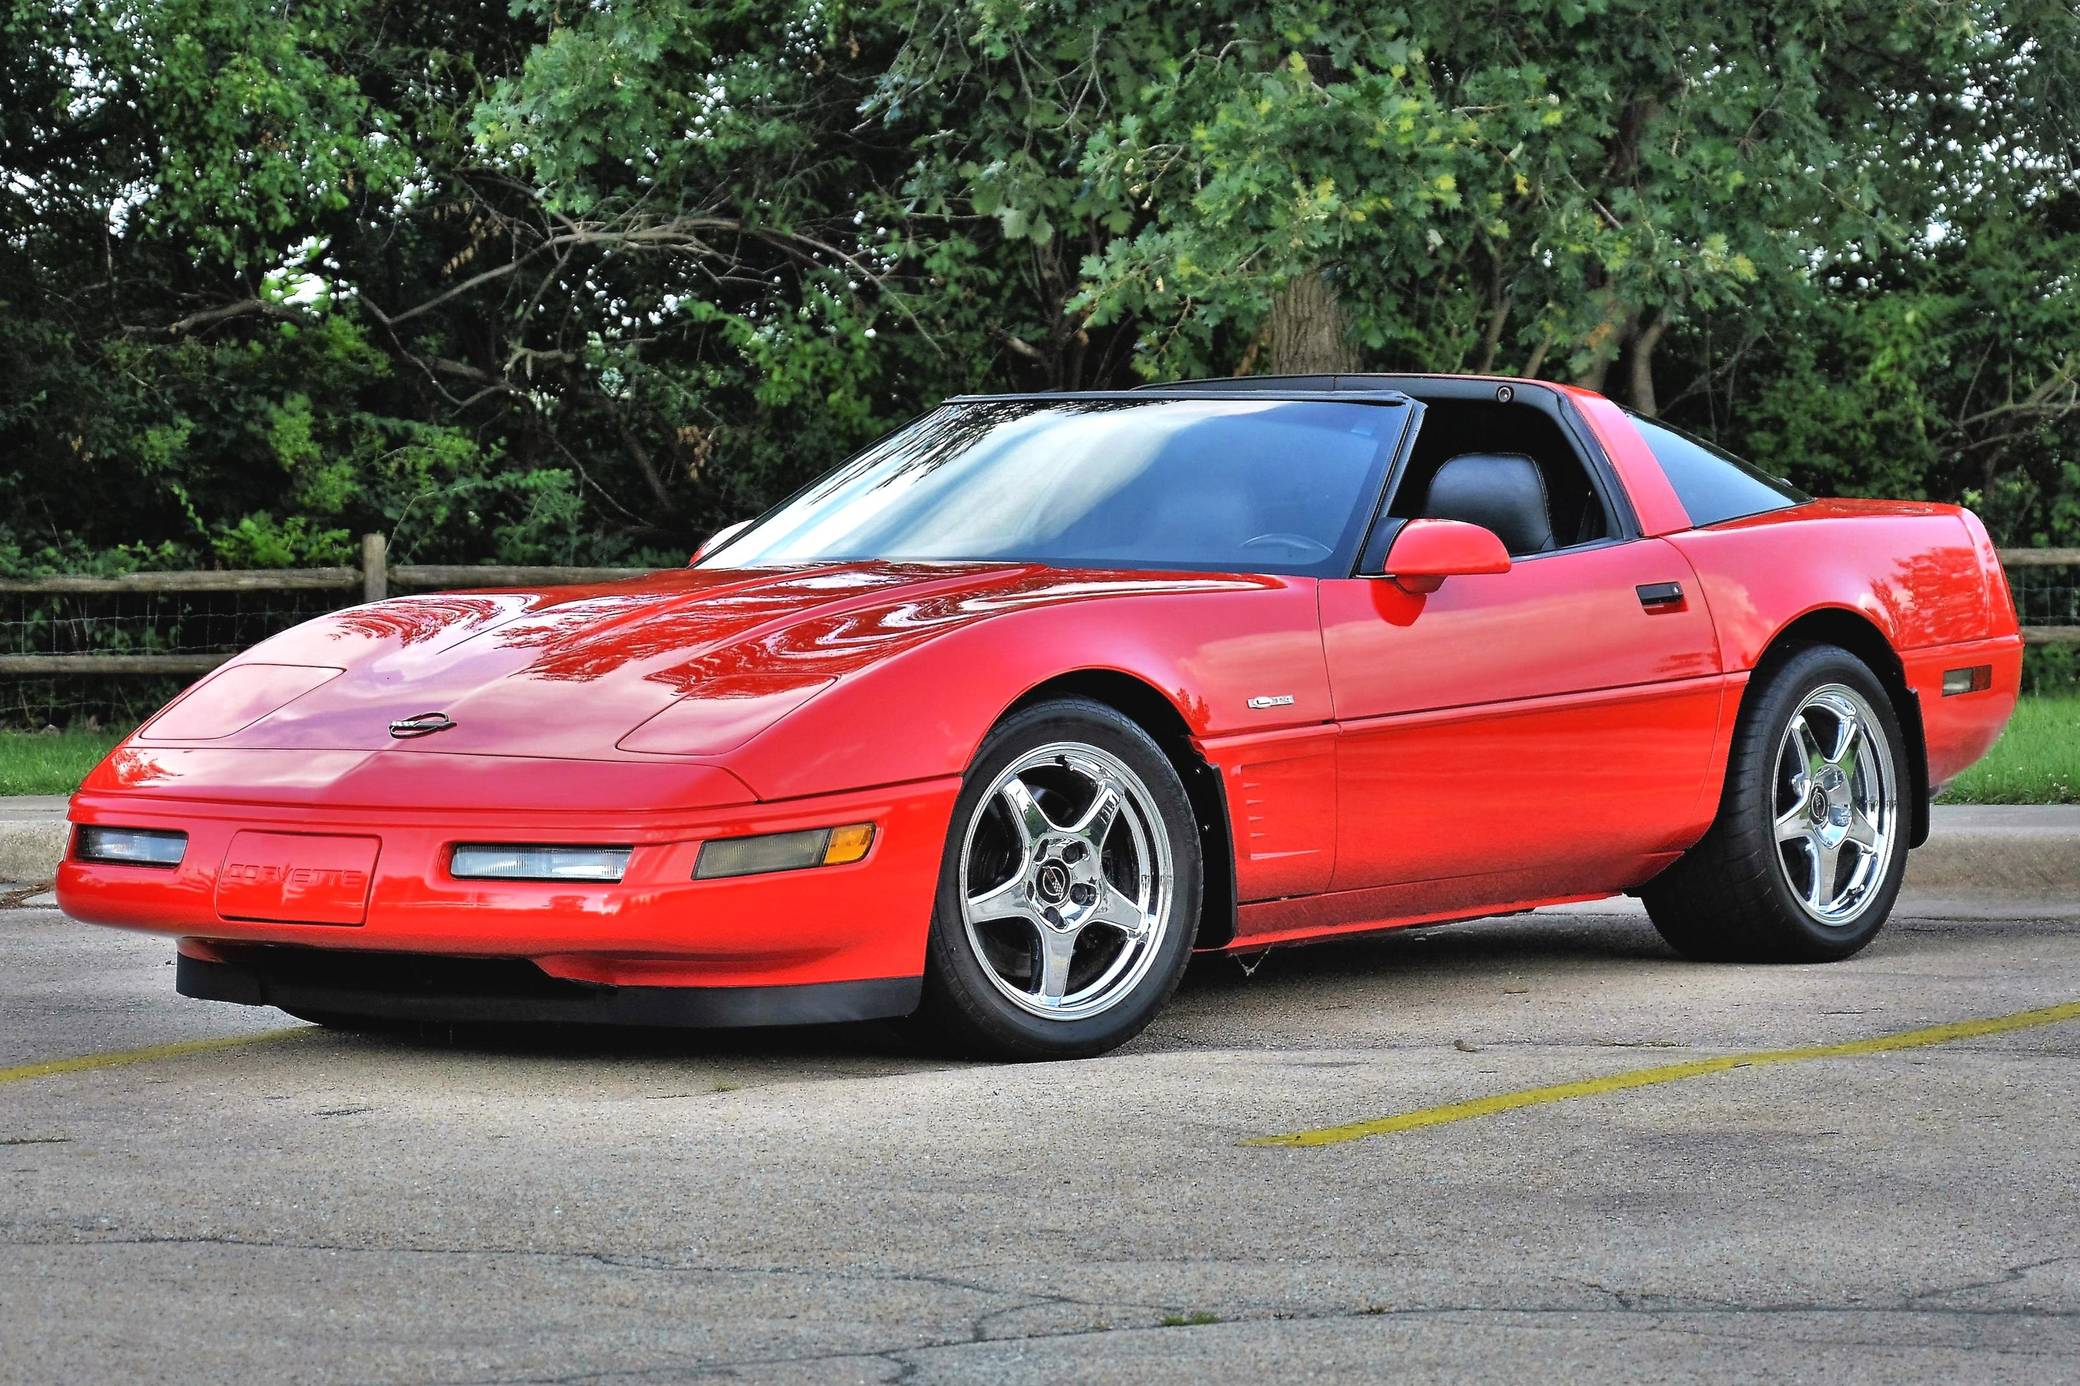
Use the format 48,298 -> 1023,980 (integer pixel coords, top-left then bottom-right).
362,533 -> 388,603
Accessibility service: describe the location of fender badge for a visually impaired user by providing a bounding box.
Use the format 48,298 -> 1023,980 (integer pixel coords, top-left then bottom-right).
1246,695 -> 1295,710
389,711 -> 457,739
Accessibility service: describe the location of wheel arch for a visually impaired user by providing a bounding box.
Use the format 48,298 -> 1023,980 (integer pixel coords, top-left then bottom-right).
1002,670 -> 1238,948
1747,607 -> 1931,848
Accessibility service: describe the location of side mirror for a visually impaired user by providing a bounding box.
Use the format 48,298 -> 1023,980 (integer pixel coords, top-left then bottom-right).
690,519 -> 752,566
1381,518 -> 1511,594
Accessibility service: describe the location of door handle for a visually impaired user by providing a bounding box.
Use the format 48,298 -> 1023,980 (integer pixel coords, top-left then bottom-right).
1636,581 -> 1685,610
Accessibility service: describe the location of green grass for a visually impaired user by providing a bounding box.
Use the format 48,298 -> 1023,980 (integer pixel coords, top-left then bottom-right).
0,730 -> 126,797
0,694 -> 2073,802
1939,693 -> 2080,805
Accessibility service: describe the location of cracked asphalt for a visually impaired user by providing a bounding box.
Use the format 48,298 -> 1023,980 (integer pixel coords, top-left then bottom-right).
2,884 -> 2077,1384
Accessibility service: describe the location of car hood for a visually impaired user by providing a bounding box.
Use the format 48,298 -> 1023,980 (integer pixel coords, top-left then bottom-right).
133,561 -> 1270,762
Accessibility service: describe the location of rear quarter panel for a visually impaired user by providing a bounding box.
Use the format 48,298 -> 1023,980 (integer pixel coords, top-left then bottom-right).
1669,500 -> 1994,659
1666,499 -> 2022,788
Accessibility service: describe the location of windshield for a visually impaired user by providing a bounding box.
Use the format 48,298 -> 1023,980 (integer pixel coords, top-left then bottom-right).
701,396 -> 1408,576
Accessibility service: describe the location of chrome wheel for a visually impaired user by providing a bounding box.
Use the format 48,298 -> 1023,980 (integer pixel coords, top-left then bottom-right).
958,741 -> 1176,1022
1772,683 -> 1898,926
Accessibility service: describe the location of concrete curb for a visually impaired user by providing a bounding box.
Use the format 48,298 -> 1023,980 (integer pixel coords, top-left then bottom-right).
1904,805 -> 2080,895
2,799 -> 2075,897
0,796 -> 68,888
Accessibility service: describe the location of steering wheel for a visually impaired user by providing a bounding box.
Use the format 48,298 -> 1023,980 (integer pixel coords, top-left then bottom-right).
1240,532 -> 1333,560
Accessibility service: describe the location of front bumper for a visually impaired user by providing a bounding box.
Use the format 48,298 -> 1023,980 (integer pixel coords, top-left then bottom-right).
59,772 -> 961,994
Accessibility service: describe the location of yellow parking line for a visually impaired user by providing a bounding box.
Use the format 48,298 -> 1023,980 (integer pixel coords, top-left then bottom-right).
1248,999 -> 2080,1148
0,1028 -> 310,1087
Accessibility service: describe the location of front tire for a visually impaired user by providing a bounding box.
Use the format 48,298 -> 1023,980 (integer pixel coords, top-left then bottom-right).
917,698 -> 1202,1060
1644,644 -> 1909,963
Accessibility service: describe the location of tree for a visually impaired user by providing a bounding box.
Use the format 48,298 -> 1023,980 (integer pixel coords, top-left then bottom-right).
2,0 -> 2076,576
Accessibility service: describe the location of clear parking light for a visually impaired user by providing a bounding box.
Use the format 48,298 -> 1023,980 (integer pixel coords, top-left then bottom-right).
1942,665 -> 1993,696
75,826 -> 188,868
449,845 -> 633,882
695,824 -> 875,880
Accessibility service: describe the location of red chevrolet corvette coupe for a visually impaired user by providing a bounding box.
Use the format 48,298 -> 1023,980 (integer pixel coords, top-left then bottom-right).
60,375 -> 2021,1058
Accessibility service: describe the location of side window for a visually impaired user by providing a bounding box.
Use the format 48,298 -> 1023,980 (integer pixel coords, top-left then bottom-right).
1630,414 -> 1807,527
1390,400 -> 1613,553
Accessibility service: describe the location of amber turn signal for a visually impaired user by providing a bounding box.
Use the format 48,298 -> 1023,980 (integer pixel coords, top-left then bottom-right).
822,823 -> 875,865
695,823 -> 876,880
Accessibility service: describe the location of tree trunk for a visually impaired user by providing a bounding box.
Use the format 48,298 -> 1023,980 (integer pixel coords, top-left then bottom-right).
611,409 -> 678,512
1627,311 -> 1668,415
1474,288 -> 1511,374
1574,300 -> 1637,395
1522,335 -> 1553,380
1266,271 -> 1358,375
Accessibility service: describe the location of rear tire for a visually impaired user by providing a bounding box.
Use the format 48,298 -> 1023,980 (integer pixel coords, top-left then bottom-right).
916,698 -> 1202,1060
1644,644 -> 1909,963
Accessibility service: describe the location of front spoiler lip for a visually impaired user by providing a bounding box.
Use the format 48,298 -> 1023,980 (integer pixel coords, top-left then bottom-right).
179,948 -> 922,1029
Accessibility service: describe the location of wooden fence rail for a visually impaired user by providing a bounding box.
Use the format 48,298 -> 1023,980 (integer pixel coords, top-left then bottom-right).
2001,548 -> 2080,566
0,568 -> 361,595
0,536 -> 2075,676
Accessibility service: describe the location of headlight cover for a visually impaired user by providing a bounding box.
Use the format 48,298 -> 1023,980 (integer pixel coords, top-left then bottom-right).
76,826 -> 188,868
450,844 -> 633,882
140,663 -> 343,741
617,675 -> 835,756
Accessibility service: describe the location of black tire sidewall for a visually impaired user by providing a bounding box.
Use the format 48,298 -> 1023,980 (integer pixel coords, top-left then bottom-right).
922,698 -> 1202,1059
1734,646 -> 1911,958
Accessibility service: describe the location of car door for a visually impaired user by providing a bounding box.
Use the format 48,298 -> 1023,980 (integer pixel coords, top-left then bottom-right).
1318,529 -> 1724,907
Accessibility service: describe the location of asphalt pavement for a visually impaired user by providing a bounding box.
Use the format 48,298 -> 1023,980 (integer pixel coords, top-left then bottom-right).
2,883 -> 2077,1384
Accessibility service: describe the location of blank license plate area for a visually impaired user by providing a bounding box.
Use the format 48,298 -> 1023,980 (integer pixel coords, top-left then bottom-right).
216,832 -> 380,926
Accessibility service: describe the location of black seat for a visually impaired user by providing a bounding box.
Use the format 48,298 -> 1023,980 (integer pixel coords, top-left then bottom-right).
1420,452 -> 1555,556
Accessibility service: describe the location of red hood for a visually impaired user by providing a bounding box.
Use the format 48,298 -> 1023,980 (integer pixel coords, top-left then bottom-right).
130,562 -> 1273,762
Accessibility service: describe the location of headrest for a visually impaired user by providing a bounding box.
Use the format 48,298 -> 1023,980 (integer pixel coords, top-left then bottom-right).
1422,452 -> 1555,555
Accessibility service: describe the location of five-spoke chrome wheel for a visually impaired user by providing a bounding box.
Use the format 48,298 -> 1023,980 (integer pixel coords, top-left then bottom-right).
1772,683 -> 1897,926
1635,646 -> 1908,962
958,741 -> 1175,1021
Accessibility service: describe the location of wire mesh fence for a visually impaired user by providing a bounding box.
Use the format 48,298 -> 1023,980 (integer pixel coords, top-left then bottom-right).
2009,563 -> 2080,633
0,586 -> 359,731
0,586 -> 354,660
3,675 -> 183,736
0,540 -> 656,731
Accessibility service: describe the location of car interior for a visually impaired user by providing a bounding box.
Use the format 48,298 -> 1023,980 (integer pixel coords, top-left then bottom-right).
1390,399 -> 1613,555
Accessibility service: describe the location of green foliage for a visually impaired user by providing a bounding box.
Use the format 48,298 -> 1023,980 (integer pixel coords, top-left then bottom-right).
210,514 -> 354,569
1,0 -> 2076,591
140,0 -> 411,260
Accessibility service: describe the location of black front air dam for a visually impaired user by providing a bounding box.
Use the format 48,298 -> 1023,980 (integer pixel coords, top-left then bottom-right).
177,946 -> 922,1029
